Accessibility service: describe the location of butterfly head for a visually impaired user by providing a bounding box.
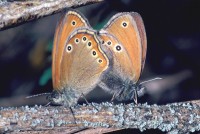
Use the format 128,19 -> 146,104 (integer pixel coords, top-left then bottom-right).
48,88 -> 81,107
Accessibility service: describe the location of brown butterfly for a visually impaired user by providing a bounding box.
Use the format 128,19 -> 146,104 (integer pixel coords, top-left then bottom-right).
98,12 -> 147,103
50,10 -> 109,106
52,10 -> 91,91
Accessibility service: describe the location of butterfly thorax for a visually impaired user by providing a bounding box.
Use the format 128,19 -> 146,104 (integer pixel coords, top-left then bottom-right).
48,88 -> 81,107
116,81 -> 146,102
100,71 -> 145,102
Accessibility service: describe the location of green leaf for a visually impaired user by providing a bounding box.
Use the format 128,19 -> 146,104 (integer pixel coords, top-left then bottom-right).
39,67 -> 52,86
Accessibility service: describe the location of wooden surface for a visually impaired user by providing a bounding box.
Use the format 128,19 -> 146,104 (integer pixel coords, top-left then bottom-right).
0,100 -> 199,133
0,0 -> 103,30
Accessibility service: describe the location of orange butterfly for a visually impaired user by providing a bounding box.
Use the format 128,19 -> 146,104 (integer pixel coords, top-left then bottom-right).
97,12 -> 147,103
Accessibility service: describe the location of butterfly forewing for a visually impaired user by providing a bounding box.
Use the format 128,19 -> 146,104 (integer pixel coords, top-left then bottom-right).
52,10 -> 90,90
102,12 -> 147,82
131,13 -> 147,72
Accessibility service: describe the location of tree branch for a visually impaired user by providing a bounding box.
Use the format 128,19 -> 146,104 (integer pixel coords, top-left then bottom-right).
0,0 -> 103,31
0,100 -> 199,133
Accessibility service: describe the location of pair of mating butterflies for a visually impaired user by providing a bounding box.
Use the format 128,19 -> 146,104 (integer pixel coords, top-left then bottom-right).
50,10 -> 147,107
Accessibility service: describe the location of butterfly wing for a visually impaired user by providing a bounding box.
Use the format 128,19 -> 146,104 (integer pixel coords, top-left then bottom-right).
60,28 -> 109,96
131,13 -> 147,73
101,12 -> 147,82
52,10 -> 91,90
99,32 -> 133,82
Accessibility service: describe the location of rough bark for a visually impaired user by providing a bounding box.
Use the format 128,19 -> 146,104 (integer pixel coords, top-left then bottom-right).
0,100 -> 199,133
0,0 -> 103,30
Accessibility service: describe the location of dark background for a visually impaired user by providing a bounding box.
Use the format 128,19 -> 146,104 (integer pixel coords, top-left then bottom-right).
1,0 -> 200,133
0,0 -> 199,115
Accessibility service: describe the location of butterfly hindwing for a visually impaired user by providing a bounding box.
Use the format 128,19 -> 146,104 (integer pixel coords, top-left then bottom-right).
60,28 -> 109,95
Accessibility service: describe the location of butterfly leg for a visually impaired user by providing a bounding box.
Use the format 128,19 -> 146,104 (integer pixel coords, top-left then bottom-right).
110,89 -> 124,102
81,93 -> 90,105
69,106 -> 77,124
98,82 -> 119,102
133,89 -> 138,105
110,92 -> 116,102
69,106 -> 89,133
81,93 -> 99,111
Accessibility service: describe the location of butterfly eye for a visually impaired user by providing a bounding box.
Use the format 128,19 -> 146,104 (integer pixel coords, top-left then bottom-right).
71,20 -> 76,26
121,21 -> 128,28
107,41 -> 112,46
74,38 -> 79,44
66,44 -> 73,53
115,44 -> 122,52
82,36 -> 87,42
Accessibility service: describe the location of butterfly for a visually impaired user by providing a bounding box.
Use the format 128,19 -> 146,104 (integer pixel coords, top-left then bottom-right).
50,10 -> 109,106
50,9 -> 147,106
97,12 -> 147,103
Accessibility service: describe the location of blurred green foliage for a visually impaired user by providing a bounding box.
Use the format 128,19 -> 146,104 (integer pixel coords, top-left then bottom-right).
39,41 -> 53,86
39,66 -> 52,86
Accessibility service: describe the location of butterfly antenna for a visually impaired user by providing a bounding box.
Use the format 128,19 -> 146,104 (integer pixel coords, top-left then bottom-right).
26,92 -> 52,99
139,77 -> 162,85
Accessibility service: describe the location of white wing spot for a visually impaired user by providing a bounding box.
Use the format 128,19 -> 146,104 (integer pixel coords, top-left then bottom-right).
66,44 -> 73,53
71,20 -> 76,26
121,21 -> 128,28
114,44 -> 123,52
82,36 -> 87,42
91,50 -> 98,57
74,38 -> 80,44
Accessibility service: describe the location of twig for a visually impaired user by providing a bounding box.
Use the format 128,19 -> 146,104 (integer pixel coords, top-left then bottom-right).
0,0 -> 103,31
0,100 -> 199,133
